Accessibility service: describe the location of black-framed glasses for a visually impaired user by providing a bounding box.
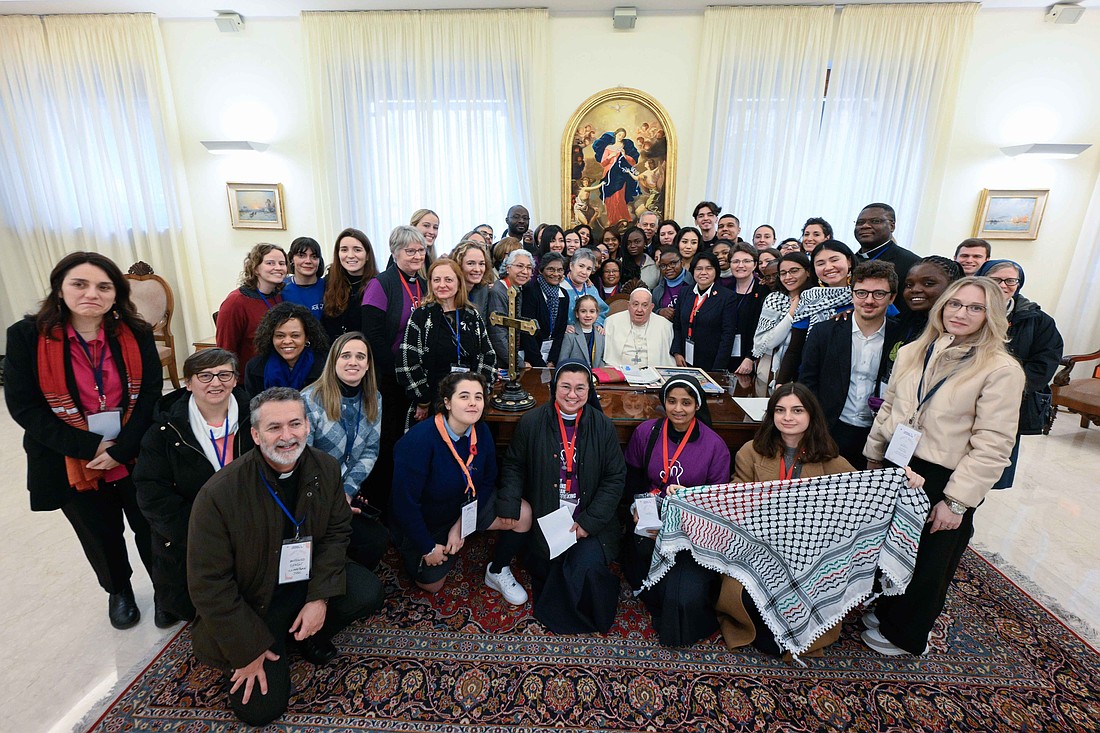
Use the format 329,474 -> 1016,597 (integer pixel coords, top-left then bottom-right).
854,218 -> 890,227
658,260 -> 682,269
852,289 -> 892,301
988,277 -> 1020,287
944,299 -> 987,315
194,371 -> 236,383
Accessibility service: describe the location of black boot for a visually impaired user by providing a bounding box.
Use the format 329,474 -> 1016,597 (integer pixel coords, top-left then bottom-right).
108,589 -> 140,630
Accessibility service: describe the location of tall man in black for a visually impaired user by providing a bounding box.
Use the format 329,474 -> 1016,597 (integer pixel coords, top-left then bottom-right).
504,204 -> 532,252
800,261 -> 902,469
853,203 -> 920,317
188,388 -> 383,726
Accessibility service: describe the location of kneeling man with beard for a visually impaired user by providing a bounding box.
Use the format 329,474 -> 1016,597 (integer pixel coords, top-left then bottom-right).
187,387 -> 384,726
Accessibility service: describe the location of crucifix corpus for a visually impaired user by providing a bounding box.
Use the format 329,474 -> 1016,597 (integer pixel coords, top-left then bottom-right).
489,285 -> 539,412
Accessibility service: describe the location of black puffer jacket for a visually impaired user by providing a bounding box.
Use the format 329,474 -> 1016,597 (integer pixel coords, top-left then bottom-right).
1006,295 -> 1063,435
132,387 -> 255,616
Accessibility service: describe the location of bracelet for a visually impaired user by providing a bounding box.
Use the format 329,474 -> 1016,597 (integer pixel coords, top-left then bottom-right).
944,498 -> 968,515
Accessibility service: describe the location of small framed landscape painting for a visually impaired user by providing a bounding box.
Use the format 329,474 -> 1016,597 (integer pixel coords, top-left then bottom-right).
227,182 -> 286,230
973,189 -> 1048,240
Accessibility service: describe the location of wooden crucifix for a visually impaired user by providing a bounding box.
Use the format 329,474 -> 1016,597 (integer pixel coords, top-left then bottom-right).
489,285 -> 539,412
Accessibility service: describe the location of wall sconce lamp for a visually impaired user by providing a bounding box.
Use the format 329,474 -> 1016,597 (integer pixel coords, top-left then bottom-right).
1000,143 -> 1091,160
200,140 -> 269,154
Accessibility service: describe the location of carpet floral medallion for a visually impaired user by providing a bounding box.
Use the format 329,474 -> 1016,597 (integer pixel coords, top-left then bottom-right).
88,540 -> 1100,732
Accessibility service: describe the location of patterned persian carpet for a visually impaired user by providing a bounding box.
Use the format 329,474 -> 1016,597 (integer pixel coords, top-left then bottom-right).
88,538 -> 1100,733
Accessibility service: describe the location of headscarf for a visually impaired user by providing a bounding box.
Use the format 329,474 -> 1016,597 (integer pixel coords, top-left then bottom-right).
550,360 -> 603,412
978,259 -> 1025,294
660,374 -> 713,427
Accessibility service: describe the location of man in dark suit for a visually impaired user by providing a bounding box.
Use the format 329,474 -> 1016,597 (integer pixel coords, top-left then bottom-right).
801,261 -> 902,469
853,203 -> 920,318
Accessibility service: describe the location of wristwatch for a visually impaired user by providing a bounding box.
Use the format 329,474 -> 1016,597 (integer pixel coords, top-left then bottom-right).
944,498 -> 968,516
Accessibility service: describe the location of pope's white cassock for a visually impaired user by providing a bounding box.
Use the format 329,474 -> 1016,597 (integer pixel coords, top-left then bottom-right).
603,310 -> 675,367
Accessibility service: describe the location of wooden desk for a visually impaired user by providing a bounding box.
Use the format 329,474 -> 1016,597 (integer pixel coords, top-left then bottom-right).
484,367 -> 760,452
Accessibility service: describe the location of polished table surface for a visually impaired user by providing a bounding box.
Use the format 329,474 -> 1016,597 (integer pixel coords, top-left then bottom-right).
484,367 -> 762,452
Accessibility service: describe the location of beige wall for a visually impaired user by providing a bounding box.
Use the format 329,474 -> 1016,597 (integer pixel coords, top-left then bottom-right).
158,7 -> 1100,330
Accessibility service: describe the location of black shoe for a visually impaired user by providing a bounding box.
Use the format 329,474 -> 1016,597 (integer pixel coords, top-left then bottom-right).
108,590 -> 140,630
154,607 -> 180,629
297,636 -> 338,666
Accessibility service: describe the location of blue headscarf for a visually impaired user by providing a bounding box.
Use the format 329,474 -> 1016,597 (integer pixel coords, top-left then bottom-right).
978,259 -> 1025,294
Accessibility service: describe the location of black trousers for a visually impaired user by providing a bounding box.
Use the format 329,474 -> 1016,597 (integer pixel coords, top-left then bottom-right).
363,373 -> 410,519
832,420 -> 872,471
228,560 -> 385,726
60,475 -> 153,595
875,457 -> 974,655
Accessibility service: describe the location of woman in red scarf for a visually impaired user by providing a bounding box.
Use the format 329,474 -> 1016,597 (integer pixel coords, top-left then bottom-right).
5,252 -> 161,630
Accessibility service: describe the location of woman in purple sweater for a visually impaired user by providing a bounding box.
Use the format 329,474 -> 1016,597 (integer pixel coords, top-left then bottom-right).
624,375 -> 731,646
390,372 -> 532,604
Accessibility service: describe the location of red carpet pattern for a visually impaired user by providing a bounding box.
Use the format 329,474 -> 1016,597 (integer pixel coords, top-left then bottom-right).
89,539 -> 1100,732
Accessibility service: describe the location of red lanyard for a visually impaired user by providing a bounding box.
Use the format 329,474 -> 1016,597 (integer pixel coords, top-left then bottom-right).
779,451 -> 801,480
501,277 -> 512,290
661,418 -> 695,489
687,289 -> 710,339
434,414 -> 478,497
556,405 -> 583,494
399,275 -> 422,308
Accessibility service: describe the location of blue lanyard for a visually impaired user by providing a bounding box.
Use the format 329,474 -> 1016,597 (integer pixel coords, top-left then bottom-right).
259,469 -> 304,539
208,421 -> 231,468
443,309 -> 463,363
913,342 -> 970,424
73,332 -> 108,410
342,398 -> 363,467
864,243 -> 891,261
259,293 -> 276,310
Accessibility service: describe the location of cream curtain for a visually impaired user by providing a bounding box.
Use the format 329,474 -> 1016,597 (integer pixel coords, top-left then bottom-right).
0,14 -> 206,354
302,10 -> 547,257
694,5 -> 835,236
1054,175 -> 1100,353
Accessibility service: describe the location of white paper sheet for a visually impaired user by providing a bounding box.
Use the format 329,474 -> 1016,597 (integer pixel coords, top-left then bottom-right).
537,505 -> 578,560
734,397 -> 770,422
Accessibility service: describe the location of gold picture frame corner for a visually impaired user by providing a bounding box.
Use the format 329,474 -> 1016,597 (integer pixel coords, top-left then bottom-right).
226,182 -> 286,231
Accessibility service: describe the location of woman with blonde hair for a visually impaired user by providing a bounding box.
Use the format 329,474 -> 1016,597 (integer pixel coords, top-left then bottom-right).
862,276 -> 1025,656
302,331 -> 388,569
410,208 -> 440,263
450,239 -> 497,323
216,243 -> 286,364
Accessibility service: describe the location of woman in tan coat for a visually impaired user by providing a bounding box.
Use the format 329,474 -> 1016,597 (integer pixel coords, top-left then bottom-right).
861,277 -> 1025,655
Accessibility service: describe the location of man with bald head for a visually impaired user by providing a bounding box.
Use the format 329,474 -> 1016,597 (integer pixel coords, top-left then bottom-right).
638,211 -> 660,253
603,287 -> 675,367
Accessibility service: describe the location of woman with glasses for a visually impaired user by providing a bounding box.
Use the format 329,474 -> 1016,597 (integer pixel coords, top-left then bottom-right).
489,248 -> 538,367
134,349 -> 253,628
521,252 -> 568,368
397,258 -> 496,427
777,238 -> 802,256
671,251 -> 737,372
216,243 -> 287,364
861,277 -> 1025,656
724,243 -> 770,375
361,225 -> 429,513
752,253 -> 817,387
756,247 -> 781,290
976,260 -> 1063,489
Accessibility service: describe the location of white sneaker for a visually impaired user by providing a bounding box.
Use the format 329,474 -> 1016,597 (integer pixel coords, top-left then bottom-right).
485,564 -> 528,606
862,610 -> 881,630
861,627 -> 915,656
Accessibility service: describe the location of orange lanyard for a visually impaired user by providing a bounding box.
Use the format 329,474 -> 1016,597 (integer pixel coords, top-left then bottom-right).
779,451 -> 801,481
687,289 -> 710,339
661,418 -> 695,489
400,275 -> 422,308
556,406 -> 583,494
434,414 -> 478,497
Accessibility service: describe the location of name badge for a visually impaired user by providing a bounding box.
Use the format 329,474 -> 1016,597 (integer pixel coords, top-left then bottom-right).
884,424 -> 922,467
540,339 -> 553,362
460,499 -> 478,539
450,366 -> 469,374
634,495 -> 661,536
559,496 -> 578,514
86,409 -> 122,440
278,536 -> 312,584
730,334 -> 742,357
684,339 -> 696,364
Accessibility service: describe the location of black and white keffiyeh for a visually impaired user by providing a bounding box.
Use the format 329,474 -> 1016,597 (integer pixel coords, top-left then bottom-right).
643,468 -> 929,657
752,287 -> 853,357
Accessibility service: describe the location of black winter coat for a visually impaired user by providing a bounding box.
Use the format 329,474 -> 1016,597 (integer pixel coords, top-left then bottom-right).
132,387 -> 255,616
497,403 -> 626,561
1006,295 -> 1063,435
5,317 -> 161,512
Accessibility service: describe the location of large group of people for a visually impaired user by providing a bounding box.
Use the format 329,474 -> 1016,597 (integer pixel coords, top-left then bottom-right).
5,199 -> 1063,725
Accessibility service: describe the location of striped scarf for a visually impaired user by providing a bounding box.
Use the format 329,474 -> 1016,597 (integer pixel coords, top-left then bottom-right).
36,323 -> 144,491
538,276 -> 559,332
644,468 -> 928,657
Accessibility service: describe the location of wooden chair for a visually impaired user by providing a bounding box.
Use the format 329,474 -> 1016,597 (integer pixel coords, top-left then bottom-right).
1047,347 -> 1100,433
125,262 -> 181,388
607,298 -> 631,317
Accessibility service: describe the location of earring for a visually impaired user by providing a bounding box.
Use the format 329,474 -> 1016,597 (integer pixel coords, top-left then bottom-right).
113,308 -> 121,320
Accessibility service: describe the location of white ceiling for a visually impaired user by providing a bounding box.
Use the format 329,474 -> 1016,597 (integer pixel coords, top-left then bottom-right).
0,0 -> 1095,20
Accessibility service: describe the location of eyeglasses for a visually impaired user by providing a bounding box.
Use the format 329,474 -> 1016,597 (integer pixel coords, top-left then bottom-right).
510,263 -> 534,271
194,371 -> 236,383
854,218 -> 890,227
730,257 -> 756,266
943,299 -> 987,315
778,268 -> 805,277
852,289 -> 892,301
402,247 -> 427,257
988,277 -> 1020,287
658,260 -> 681,269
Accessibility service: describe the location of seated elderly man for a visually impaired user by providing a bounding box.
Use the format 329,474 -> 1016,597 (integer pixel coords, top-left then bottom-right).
603,287 -> 675,367
187,387 -> 383,726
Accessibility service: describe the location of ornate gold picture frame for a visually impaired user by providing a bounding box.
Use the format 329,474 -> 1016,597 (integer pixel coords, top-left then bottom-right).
561,88 -> 676,240
972,189 -> 1048,240
227,182 -> 286,230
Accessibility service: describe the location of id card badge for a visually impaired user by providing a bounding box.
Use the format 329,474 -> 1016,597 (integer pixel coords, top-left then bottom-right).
86,409 -> 122,440
634,495 -> 661,536
540,339 -> 553,362
558,493 -> 579,514
450,365 -> 469,374
278,536 -> 312,584
460,499 -> 478,539
684,339 -> 696,364
730,334 -> 742,357
884,424 -> 922,467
